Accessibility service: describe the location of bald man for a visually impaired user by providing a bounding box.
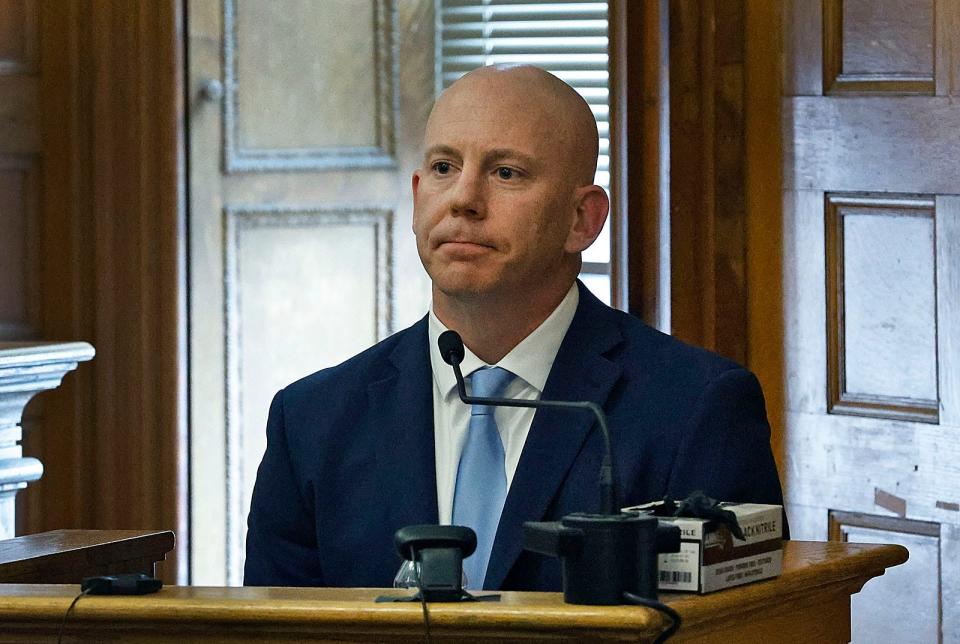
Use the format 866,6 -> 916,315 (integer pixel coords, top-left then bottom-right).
244,66 -> 785,591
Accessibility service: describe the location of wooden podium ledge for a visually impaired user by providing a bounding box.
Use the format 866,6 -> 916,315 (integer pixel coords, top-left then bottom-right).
0,541 -> 907,643
0,529 -> 175,583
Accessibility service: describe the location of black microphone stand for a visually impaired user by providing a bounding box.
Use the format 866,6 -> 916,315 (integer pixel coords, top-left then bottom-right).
444,341 -> 617,515
438,330 -> 682,608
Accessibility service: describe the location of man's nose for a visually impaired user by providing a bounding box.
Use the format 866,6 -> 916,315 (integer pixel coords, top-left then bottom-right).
448,169 -> 485,217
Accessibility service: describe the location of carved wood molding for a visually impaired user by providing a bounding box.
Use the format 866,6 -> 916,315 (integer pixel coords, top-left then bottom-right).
824,192 -> 939,423
222,0 -> 399,172
829,509 -> 940,540
0,342 -> 94,539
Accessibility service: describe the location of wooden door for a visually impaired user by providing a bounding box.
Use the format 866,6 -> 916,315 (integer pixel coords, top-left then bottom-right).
781,1 -> 960,641
187,0 -> 435,585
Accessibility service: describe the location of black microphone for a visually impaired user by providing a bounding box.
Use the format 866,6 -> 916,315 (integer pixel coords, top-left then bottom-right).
437,329 -> 617,515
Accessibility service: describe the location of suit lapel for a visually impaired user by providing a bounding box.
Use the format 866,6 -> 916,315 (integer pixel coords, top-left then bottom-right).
371,318 -> 439,530
485,284 -> 624,589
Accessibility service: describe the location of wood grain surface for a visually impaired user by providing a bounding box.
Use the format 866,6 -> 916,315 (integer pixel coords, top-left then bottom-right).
0,529 -> 175,583
0,541 -> 907,643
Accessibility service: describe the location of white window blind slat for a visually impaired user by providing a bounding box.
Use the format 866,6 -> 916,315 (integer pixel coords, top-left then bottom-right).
443,36 -> 608,53
442,53 -> 608,68
441,70 -> 608,87
443,4 -> 606,19
444,20 -> 607,36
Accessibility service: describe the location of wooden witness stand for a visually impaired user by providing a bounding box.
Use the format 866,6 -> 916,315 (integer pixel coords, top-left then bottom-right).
0,530 -> 175,583
0,540 -> 905,643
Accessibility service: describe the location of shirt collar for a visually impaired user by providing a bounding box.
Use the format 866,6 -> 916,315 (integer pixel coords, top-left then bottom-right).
428,283 -> 580,400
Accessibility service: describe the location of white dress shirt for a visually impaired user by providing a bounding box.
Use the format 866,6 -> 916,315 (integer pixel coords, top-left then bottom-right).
428,283 -> 580,524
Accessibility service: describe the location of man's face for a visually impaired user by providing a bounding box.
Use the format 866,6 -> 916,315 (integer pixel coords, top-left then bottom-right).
412,76 -> 583,302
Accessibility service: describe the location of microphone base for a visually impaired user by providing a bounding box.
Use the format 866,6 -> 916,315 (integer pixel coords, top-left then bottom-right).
375,591 -> 501,603
524,512 -> 679,605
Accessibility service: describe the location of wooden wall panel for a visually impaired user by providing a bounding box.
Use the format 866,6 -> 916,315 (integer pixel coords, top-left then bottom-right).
782,189 -> 828,417
942,2 -> 960,96
786,97 -> 960,194
0,169 -> 28,322
15,0 -> 187,584
783,0 -> 822,96
781,0 -> 960,636
938,197 -> 960,428
19,0 -> 95,548
823,0 -> 935,94
0,159 -> 40,338
611,0 -> 669,324
0,0 -> 38,74
223,207 -> 393,580
830,511 -> 942,642
234,0 -> 377,149
839,0 -> 933,76
712,0 -> 747,365
668,0 -> 748,366
825,194 -> 939,423
744,0 -> 785,468
1,0 -> 47,541
0,77 -> 40,153
88,0 -> 186,582
225,0 -> 395,171
0,0 -> 41,342
668,0 -> 711,351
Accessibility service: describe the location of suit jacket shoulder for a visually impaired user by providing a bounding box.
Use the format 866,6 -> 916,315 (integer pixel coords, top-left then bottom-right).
564,285 -> 785,512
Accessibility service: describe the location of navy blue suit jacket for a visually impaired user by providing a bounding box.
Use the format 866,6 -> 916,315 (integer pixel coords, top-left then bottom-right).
244,282 -> 786,590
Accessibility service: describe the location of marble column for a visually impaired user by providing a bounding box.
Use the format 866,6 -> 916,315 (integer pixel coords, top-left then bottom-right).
0,342 -> 94,539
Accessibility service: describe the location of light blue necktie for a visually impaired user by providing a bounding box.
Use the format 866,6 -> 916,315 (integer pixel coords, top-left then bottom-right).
452,366 -> 515,590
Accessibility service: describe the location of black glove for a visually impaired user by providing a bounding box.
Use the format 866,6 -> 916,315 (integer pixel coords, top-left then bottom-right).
647,491 -> 745,540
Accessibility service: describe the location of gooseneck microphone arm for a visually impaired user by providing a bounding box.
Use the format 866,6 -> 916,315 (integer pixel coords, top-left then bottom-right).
438,330 -> 617,515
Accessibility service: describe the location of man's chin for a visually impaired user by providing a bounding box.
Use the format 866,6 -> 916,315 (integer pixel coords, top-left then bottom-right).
434,281 -> 495,300
431,274 -> 504,301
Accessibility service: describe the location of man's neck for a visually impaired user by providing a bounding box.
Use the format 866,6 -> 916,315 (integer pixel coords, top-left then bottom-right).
432,280 -> 576,364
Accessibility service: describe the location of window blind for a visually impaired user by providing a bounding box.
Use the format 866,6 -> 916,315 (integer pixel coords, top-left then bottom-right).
437,0 -> 612,299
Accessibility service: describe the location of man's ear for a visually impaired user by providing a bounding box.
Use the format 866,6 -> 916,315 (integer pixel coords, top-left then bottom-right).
564,185 -> 610,253
412,170 -> 422,201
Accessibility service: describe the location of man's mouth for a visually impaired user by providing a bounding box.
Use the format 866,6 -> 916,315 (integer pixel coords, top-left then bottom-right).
441,239 -> 488,246
437,236 -> 494,249
436,239 -> 495,257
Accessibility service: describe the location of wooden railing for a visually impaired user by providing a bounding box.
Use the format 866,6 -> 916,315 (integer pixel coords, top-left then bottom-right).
0,540 -> 907,643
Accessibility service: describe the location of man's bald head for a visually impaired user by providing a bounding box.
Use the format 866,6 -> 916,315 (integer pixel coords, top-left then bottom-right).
426,65 -> 600,186
412,63 -> 610,329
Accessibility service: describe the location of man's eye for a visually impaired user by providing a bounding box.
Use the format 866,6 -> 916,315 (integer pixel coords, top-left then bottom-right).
497,167 -> 515,180
434,161 -> 451,174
